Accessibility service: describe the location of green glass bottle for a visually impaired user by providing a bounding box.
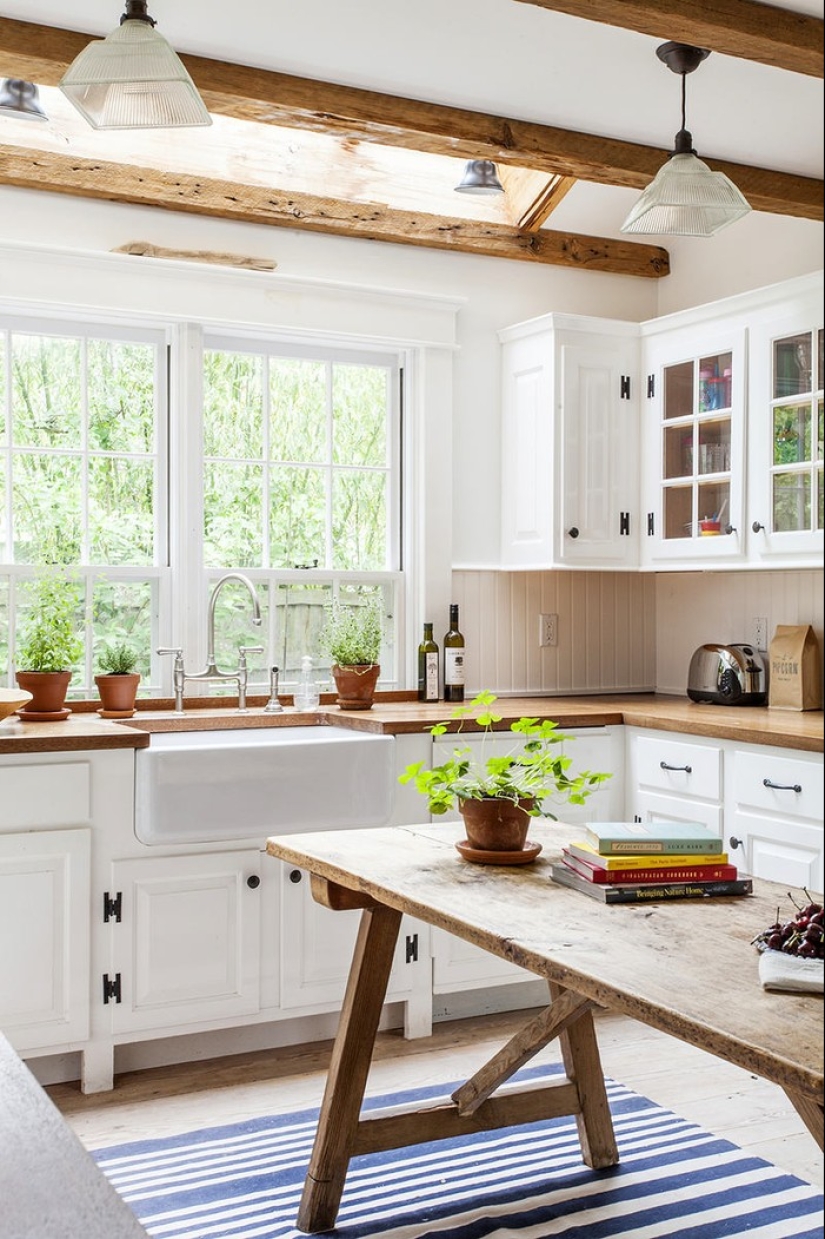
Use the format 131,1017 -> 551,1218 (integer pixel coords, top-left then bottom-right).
443,604 -> 465,703
417,622 -> 439,701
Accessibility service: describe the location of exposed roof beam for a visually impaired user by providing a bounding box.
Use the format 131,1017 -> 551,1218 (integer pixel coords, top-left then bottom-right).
498,168 -> 577,230
0,144 -> 670,279
513,0 -> 824,78
0,17 -> 820,222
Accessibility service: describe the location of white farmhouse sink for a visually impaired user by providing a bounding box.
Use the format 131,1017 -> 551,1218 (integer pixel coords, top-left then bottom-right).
134,725 -> 395,845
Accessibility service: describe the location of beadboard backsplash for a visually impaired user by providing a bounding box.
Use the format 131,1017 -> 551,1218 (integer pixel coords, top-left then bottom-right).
451,568 -> 823,699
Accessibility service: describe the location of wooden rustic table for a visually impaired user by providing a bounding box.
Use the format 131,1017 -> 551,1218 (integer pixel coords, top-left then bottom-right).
265,820 -> 824,1234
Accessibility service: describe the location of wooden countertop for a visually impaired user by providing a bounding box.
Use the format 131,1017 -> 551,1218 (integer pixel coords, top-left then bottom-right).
0,694 -> 821,754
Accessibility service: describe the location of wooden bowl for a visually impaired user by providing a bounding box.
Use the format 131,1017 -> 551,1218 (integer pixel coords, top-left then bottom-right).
0,687 -> 33,722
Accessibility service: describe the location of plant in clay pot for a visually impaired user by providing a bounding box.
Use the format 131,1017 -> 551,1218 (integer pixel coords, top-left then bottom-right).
399,690 -> 611,863
14,568 -> 83,721
95,641 -> 141,718
320,597 -> 383,710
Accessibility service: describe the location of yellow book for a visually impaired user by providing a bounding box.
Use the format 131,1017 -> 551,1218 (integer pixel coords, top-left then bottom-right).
567,840 -> 729,870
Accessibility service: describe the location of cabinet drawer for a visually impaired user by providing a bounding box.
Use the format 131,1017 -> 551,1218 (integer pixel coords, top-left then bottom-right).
733,751 -> 823,821
635,736 -> 722,801
0,762 -> 91,831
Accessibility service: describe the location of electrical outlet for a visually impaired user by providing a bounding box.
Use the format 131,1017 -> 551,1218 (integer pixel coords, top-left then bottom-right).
539,613 -> 558,647
749,616 -> 768,651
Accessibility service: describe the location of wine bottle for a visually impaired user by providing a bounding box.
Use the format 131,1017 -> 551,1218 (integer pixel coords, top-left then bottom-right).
443,604 -> 465,703
417,622 -> 439,702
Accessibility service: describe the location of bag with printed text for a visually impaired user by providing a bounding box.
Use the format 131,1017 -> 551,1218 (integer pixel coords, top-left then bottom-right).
767,624 -> 822,711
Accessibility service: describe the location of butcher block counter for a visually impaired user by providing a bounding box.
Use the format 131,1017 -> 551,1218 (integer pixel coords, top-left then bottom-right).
0,693 -> 821,753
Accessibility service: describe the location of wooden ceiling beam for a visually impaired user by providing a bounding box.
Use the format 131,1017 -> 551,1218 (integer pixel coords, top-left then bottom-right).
0,17 -> 820,222
0,144 -> 670,278
498,168 -> 577,230
513,0 -> 824,78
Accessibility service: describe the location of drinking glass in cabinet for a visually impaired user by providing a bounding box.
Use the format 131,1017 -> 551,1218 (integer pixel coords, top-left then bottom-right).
698,421 -> 732,474
698,352 -> 732,412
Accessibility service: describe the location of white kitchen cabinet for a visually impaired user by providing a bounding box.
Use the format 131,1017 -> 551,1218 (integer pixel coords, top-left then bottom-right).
625,729 -> 724,832
726,744 -> 824,891
500,314 -> 639,569
105,849 -> 263,1034
746,293 -> 823,564
431,725 -> 624,992
0,828 -> 90,1052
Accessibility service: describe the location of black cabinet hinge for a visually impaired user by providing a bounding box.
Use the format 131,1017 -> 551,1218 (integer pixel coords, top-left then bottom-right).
647,512 -> 655,536
620,375 -> 631,400
619,511 -> 630,536
405,933 -> 419,964
103,891 -> 122,923
102,973 -> 122,1005
647,374 -> 655,398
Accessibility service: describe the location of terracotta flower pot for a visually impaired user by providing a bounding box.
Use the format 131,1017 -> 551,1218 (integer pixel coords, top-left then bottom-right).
459,796 -> 536,852
331,663 -> 380,710
15,670 -> 73,721
94,672 -> 141,718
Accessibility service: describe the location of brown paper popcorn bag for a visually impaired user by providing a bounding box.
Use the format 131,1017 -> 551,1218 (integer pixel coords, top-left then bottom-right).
768,624 -> 822,711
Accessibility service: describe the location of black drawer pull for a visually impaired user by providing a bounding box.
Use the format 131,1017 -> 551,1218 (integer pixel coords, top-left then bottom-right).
289,868 -> 303,883
660,761 -> 692,773
729,836 -> 743,850
763,778 -> 802,793
246,874 -> 261,889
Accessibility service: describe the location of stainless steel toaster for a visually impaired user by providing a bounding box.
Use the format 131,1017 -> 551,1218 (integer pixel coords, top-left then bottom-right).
687,643 -> 768,705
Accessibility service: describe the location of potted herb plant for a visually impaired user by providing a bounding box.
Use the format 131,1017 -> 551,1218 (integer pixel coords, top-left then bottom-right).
14,568 -> 83,721
95,641 -> 141,718
399,690 -> 611,862
320,597 -> 383,710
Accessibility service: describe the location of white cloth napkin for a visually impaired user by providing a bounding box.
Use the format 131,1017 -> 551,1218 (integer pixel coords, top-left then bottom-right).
758,949 -> 825,994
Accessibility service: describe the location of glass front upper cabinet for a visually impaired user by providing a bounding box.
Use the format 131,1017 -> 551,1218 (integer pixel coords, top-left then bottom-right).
661,350 -> 733,542
769,329 -> 823,535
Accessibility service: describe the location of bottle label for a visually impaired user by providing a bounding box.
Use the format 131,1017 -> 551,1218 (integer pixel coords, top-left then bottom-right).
424,652 -> 439,700
444,649 -> 465,686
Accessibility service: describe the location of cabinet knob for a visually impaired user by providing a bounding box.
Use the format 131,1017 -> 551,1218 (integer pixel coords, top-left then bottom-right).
568,526 -> 579,539
724,524 -> 736,535
246,874 -> 261,889
728,836 -> 743,850
752,521 -> 765,533
289,868 -> 303,884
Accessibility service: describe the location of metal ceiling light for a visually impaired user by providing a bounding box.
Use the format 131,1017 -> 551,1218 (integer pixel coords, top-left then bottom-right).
0,79 -> 48,121
454,159 -> 505,195
59,0 -> 212,130
621,42 -> 751,238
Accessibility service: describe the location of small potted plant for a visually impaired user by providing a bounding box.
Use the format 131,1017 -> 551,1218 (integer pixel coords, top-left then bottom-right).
14,568 -> 83,721
399,690 -> 611,862
320,597 -> 383,710
95,641 -> 141,718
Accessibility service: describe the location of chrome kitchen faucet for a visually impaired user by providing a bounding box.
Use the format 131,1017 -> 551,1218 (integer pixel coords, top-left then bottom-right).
158,572 -> 264,712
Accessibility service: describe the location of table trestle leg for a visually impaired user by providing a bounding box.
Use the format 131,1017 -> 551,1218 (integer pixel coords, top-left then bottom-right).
783,1087 -> 825,1151
550,980 -> 619,1168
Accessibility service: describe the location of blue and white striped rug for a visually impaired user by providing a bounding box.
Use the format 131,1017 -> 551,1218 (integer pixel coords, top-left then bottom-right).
92,1063 -> 823,1238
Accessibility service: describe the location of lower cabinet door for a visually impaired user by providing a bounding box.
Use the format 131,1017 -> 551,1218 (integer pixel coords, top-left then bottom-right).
728,810 -> 823,891
432,929 -> 532,993
108,850 -> 261,1033
279,864 -> 425,1010
633,790 -> 722,833
0,828 -> 90,1051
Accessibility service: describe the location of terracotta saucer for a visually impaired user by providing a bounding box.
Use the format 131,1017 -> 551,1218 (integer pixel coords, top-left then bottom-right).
97,708 -> 136,719
15,707 -> 72,722
455,839 -> 543,866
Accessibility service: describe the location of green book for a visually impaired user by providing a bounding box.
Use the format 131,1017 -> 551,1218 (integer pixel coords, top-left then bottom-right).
583,820 -> 724,855
550,863 -> 752,904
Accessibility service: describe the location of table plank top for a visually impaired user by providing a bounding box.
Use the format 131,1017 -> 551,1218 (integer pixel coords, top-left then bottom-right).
266,821 -> 824,1103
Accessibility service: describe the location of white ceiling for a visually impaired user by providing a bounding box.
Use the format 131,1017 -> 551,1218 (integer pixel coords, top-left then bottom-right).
1,0 -> 823,242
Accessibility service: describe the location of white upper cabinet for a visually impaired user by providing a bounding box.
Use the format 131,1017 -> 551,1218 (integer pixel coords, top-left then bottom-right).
500,314 -> 639,570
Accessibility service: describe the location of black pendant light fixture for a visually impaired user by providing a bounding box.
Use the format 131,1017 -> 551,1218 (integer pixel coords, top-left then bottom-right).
454,159 -> 505,195
621,42 -> 751,237
0,79 -> 48,121
59,0 -> 211,130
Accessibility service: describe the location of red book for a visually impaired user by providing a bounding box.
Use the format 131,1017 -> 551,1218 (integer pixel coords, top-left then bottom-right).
560,849 -> 738,885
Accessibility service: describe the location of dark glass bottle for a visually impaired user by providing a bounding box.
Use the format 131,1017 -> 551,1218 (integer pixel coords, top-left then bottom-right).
417,622 -> 439,702
443,604 -> 465,703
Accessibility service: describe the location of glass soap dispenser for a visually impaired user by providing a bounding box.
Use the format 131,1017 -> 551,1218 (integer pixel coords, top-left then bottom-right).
294,655 -> 320,710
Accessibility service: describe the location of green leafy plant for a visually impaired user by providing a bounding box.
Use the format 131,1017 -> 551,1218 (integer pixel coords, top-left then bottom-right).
96,641 -> 139,676
320,598 -> 383,666
399,690 -> 611,818
16,569 -> 83,673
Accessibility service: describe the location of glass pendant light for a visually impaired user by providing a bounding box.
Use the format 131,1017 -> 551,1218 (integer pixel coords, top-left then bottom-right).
621,43 -> 750,238
454,160 -> 505,195
59,0 -> 211,130
0,79 -> 48,121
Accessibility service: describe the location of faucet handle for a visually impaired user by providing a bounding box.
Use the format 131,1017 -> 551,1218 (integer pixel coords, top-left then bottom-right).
238,645 -> 265,667
157,646 -> 184,666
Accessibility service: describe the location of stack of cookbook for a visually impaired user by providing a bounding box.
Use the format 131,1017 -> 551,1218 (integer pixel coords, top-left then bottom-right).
550,821 -> 753,903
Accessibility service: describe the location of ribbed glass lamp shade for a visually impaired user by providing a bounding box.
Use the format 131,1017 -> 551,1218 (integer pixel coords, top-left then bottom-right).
0,79 -> 48,121
621,152 -> 751,237
59,19 -> 211,129
454,159 -> 505,195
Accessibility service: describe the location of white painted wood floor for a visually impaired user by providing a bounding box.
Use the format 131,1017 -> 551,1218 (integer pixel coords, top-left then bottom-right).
48,1007 -> 823,1190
